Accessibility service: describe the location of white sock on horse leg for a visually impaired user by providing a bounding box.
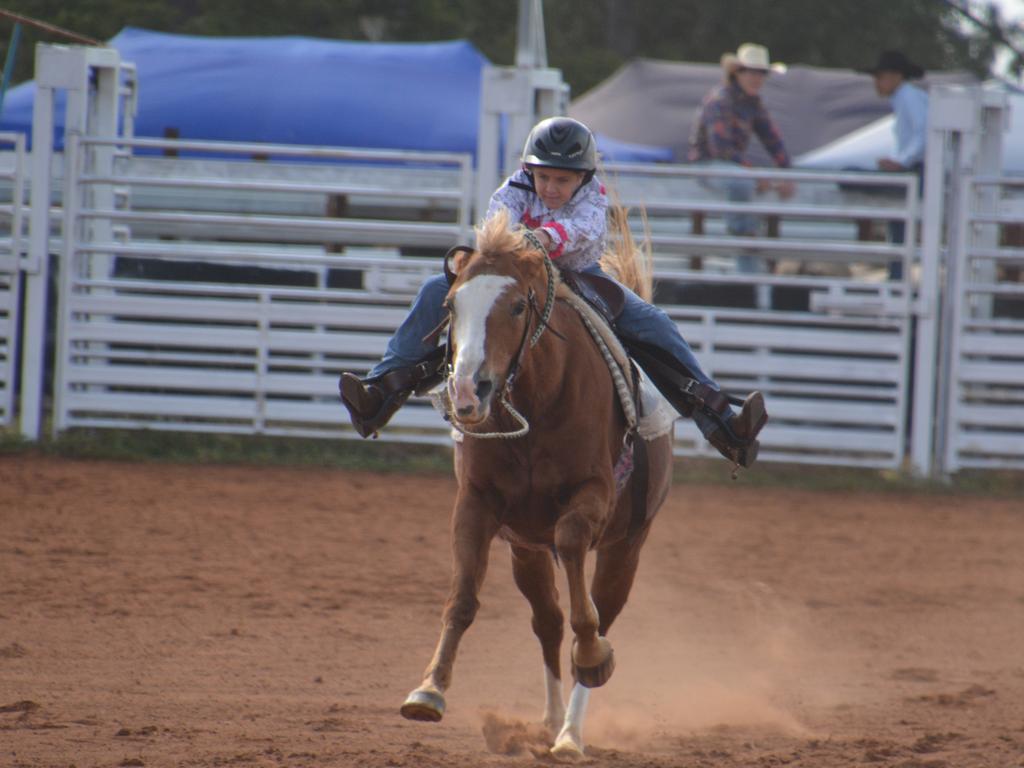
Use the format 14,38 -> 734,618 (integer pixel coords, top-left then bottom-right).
555,683 -> 590,752
543,667 -> 566,730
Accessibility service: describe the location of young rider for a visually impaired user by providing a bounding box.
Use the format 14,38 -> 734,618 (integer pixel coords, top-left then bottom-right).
340,117 -> 767,467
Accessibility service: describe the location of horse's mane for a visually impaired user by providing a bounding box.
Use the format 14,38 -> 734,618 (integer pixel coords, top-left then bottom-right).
599,174 -> 654,302
476,201 -> 653,301
475,209 -> 527,259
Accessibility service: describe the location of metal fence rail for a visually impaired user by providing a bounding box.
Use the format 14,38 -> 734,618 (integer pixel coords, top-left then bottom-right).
0,133 -> 26,427
942,175 -> 1024,471
604,162 -> 917,273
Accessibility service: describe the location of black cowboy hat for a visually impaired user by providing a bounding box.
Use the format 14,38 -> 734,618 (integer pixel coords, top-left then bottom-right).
860,50 -> 925,79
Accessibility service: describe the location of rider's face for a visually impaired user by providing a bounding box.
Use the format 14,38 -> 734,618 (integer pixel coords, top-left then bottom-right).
735,67 -> 768,96
529,166 -> 586,210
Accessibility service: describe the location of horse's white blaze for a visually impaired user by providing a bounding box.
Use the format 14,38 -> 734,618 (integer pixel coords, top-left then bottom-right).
449,274 -> 515,409
552,683 -> 590,756
542,667 -> 566,732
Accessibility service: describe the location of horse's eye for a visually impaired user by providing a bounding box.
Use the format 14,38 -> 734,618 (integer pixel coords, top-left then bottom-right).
511,300 -> 527,317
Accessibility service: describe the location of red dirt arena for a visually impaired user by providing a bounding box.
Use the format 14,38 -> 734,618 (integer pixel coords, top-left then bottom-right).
1,455 -> 1022,767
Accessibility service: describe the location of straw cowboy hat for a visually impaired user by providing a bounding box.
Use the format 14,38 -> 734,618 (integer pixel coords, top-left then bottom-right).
721,43 -> 787,75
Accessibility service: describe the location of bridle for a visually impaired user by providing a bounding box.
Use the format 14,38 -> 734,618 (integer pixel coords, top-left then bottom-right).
437,236 -> 559,439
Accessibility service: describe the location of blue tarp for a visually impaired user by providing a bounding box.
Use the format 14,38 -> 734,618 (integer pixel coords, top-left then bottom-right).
0,27 -> 488,156
0,27 -> 671,163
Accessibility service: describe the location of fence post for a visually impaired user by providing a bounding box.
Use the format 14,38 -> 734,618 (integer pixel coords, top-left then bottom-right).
910,85 -> 1008,476
18,43 -> 123,440
473,0 -> 568,219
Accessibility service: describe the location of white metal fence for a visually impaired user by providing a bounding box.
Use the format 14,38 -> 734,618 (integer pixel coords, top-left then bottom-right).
940,174 -> 1024,470
0,133 -> 27,427
50,133 -> 931,468
607,162 -> 920,467
54,134 -> 472,440
7,43 -> 1022,477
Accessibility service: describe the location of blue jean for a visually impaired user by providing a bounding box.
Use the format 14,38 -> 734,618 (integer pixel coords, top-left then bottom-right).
697,160 -> 766,275
370,273 -> 451,378
369,267 -> 717,392
581,266 -> 714,387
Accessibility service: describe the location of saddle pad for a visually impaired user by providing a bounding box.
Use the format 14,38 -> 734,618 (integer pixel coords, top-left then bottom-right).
636,367 -> 680,440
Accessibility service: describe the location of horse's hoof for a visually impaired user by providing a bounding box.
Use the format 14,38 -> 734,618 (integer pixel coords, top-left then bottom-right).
400,687 -> 445,722
550,735 -> 585,760
572,647 -> 615,688
571,637 -> 615,688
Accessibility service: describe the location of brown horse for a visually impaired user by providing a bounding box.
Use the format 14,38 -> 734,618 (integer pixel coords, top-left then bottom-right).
400,211 -> 674,758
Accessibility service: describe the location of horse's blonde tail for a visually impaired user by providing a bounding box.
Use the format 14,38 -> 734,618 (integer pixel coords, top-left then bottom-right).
599,178 -> 654,302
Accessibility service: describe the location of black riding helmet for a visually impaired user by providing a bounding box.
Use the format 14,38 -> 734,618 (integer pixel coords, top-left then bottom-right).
521,117 -> 597,185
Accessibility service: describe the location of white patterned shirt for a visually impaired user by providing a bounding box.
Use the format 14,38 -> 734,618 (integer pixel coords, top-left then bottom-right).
485,168 -> 608,272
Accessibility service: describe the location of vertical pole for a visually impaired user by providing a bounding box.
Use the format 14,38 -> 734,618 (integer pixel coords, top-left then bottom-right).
515,0 -> 547,68
909,100 -> 955,476
939,166 -> 974,473
19,75 -> 55,439
474,0 -> 566,220
474,68 -> 503,219
53,132 -> 80,434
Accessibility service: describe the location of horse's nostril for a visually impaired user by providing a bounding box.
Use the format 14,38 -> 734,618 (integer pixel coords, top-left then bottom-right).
475,379 -> 493,400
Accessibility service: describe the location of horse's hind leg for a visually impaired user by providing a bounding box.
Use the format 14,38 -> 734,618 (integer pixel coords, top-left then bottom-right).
551,532 -> 649,758
591,528 -> 650,637
510,545 -> 565,732
401,497 -> 499,722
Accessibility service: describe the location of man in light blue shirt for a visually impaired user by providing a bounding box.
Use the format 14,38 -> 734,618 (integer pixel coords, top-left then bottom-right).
862,50 -> 929,277
864,50 -> 929,172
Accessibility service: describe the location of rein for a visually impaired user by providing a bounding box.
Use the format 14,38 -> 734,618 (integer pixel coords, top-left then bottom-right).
444,236 -> 558,440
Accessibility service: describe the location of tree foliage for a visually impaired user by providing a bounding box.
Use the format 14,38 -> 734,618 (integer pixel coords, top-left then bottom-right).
0,0 -> 1018,96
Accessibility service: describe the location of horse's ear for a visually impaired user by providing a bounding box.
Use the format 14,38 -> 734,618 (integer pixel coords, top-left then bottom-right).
444,246 -> 475,285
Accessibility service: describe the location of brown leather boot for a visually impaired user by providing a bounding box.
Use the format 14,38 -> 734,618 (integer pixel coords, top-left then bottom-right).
702,391 -> 767,468
338,372 -> 412,439
338,352 -> 447,439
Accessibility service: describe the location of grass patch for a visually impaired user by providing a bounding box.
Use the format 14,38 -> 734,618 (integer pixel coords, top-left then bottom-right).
674,456 -> 1024,497
0,427 -> 453,474
2,427 -> 1022,497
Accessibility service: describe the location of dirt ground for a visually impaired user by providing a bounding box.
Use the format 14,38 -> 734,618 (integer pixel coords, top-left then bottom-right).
1,455 -> 1023,768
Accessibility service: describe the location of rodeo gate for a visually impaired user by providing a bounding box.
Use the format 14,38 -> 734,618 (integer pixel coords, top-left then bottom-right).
5,44 -> 1023,477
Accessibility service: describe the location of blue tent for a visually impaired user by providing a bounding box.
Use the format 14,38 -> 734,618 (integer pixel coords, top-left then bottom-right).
0,27 -> 488,156
0,27 -> 670,163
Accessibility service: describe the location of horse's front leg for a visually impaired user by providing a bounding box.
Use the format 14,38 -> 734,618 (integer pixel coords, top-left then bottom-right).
554,483 -> 615,690
549,482 -> 613,758
401,493 -> 499,722
509,544 -> 565,733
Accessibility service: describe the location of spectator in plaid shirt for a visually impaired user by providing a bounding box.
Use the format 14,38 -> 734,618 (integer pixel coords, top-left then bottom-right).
688,43 -> 794,271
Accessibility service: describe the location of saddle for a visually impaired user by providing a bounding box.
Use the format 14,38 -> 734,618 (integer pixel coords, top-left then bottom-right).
558,269 -> 627,326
